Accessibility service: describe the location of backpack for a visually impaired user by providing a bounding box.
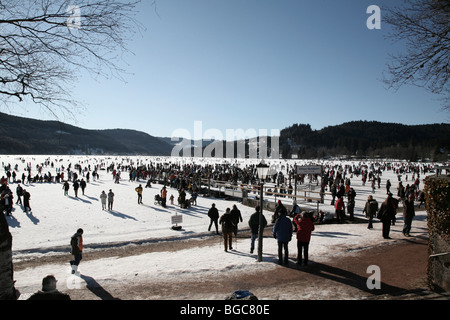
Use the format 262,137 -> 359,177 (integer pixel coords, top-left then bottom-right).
70,236 -> 77,249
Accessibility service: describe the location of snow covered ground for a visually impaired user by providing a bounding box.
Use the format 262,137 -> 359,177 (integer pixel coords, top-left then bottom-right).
0,155 -> 436,299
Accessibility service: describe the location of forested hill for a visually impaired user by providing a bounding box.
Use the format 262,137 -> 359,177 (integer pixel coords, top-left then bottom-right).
0,112 -> 172,155
279,121 -> 450,161
0,112 -> 448,160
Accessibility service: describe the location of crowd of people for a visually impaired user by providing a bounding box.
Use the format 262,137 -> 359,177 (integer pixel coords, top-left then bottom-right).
0,157 -> 440,299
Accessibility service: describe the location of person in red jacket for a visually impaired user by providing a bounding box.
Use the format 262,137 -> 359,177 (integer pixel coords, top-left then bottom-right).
293,212 -> 315,266
334,196 -> 345,223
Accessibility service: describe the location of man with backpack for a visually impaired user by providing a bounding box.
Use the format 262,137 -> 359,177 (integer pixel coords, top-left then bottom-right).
135,184 -> 143,204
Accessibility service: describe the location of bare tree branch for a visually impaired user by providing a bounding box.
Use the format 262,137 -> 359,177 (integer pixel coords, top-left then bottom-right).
0,0 -> 143,120
382,0 -> 449,111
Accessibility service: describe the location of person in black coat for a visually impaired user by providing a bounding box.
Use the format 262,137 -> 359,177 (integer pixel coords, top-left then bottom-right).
208,203 -> 219,235
230,204 -> 243,236
377,194 -> 396,239
402,196 -> 415,237
73,180 -> 80,197
80,179 -> 87,195
219,208 -> 235,252
22,189 -> 31,213
248,205 -> 267,254
16,184 -> 23,205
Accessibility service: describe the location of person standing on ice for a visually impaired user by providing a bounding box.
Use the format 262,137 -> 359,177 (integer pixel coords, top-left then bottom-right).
273,210 -> 293,265
135,184 -> 143,204
402,195 -> 415,237
386,179 -> 391,195
72,180 -> 79,197
107,189 -> 114,210
377,194 -> 396,239
70,228 -> 83,274
363,195 -> 378,229
248,205 -> 267,254
63,181 -> 69,196
334,196 -> 345,223
100,191 -> 107,210
293,212 -> 315,266
161,186 -> 167,208
80,179 -> 86,195
347,187 -> 356,221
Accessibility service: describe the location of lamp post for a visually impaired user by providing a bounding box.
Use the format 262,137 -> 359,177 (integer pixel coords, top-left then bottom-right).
256,160 -> 269,262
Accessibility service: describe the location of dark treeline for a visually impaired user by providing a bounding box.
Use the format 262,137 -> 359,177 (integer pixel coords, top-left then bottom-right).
280,121 -> 450,161
0,112 -> 448,161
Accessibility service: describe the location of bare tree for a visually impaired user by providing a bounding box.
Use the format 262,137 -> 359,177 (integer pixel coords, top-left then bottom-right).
0,0 -> 142,119
382,0 -> 449,111
0,0 -> 142,300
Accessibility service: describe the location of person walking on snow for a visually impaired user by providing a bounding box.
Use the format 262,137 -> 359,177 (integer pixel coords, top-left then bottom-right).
230,204 -> 243,236
248,205 -> 267,254
208,203 -> 219,235
219,208 -> 235,252
22,189 -> 31,213
363,195 -> 378,229
15,184 -> 23,205
70,228 -> 83,274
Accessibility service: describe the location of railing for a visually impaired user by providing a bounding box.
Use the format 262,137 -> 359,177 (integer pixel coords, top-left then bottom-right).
429,252 -> 450,258
199,178 -> 328,209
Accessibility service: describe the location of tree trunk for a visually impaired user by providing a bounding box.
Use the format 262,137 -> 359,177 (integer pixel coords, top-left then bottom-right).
0,212 -> 18,300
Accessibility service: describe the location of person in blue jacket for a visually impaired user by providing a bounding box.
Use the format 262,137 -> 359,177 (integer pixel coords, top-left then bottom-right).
273,211 -> 293,265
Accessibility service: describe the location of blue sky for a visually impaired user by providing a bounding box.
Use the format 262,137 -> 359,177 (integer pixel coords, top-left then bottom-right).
10,0 -> 448,139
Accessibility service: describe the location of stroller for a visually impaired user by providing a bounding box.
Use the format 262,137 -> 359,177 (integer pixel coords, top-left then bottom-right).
154,194 -> 162,205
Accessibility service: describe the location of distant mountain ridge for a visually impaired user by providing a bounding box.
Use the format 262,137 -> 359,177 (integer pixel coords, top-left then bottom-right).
0,112 -> 172,155
0,112 -> 448,160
